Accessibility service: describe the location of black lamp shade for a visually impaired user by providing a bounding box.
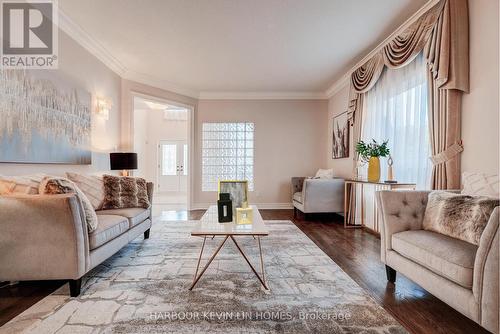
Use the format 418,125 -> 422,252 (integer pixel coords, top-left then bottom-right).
110,153 -> 138,170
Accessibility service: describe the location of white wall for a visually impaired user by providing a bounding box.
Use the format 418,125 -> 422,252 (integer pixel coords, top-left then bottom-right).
194,99 -> 328,207
133,108 -> 148,179
0,30 -> 122,176
326,0 -> 500,180
121,80 -> 198,151
461,0 -> 499,175
133,107 -> 188,184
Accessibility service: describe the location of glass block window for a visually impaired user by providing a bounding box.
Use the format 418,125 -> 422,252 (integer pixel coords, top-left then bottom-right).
202,122 -> 254,191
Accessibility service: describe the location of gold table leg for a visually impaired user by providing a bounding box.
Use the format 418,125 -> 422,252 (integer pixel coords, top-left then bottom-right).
257,236 -> 266,288
189,235 -> 229,291
193,236 -> 207,284
230,236 -> 269,290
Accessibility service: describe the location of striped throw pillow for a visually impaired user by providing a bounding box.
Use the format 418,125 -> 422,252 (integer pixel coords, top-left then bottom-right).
66,172 -> 105,210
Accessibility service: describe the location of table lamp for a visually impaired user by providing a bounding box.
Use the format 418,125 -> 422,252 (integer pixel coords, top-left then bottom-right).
110,152 -> 138,176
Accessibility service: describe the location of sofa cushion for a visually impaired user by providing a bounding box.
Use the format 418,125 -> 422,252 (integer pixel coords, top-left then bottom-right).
66,172 -> 105,210
392,230 -> 478,288
0,174 -> 47,195
96,208 -> 150,228
293,191 -> 303,204
89,215 -> 129,250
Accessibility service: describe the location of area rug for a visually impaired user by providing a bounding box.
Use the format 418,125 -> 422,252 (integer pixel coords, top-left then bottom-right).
1,219 -> 406,333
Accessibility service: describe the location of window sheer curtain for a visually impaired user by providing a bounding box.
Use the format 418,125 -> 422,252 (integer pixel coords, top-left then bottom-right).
361,53 -> 431,189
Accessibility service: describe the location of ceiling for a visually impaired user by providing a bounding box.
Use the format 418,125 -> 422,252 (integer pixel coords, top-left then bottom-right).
59,0 -> 428,98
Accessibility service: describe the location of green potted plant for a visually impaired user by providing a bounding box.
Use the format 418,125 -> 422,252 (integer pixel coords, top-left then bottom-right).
355,139 -> 390,182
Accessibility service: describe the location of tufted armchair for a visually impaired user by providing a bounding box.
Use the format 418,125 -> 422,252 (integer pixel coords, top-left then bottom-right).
291,177 -> 344,217
376,190 -> 499,333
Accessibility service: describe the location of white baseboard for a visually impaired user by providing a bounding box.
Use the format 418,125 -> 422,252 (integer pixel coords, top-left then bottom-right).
190,202 -> 293,210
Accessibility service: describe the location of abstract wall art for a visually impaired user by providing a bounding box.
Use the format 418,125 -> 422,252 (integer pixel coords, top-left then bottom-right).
0,70 -> 91,164
218,180 -> 248,215
332,111 -> 349,159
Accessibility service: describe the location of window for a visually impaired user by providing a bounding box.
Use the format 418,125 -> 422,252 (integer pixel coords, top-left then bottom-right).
161,144 -> 177,176
362,52 -> 431,189
202,122 -> 254,191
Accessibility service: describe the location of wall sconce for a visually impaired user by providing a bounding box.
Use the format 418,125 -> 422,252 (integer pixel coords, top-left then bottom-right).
96,97 -> 112,120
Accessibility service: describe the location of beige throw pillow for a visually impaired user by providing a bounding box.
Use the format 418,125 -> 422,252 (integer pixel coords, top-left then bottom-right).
462,172 -> 499,198
39,177 -> 98,233
423,191 -> 499,245
66,172 -> 105,210
102,175 -> 150,209
0,174 -> 47,195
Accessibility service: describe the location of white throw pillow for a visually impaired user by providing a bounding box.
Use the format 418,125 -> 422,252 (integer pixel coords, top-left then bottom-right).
66,172 -> 105,210
0,174 -> 47,195
315,169 -> 335,179
462,172 -> 499,198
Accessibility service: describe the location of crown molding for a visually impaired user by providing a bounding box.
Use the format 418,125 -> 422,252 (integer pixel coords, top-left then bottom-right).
198,91 -> 327,100
323,0 -> 440,99
325,73 -> 349,98
57,8 -> 127,76
123,70 -> 200,99
58,8 -> 201,98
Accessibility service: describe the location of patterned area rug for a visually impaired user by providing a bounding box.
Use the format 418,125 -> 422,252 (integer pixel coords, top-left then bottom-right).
2,220 -> 406,333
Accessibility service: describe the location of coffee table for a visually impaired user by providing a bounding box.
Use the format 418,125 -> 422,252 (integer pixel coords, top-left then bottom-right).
189,205 -> 269,290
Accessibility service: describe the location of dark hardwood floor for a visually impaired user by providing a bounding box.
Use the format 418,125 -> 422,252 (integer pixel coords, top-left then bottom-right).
260,210 -> 488,334
0,209 -> 488,334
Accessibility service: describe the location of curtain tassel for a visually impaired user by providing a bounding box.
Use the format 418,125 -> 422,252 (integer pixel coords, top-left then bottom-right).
430,141 -> 464,165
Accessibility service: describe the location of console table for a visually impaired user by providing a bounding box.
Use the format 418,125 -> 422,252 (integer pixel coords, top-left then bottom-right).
344,179 -> 416,232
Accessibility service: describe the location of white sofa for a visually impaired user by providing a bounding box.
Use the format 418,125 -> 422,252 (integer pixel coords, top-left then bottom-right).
0,182 -> 154,297
376,186 -> 499,333
291,177 -> 344,217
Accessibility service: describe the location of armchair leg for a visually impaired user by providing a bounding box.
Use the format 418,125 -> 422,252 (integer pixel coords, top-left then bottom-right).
144,228 -> 151,239
293,207 -> 297,219
69,278 -> 82,297
385,265 -> 397,283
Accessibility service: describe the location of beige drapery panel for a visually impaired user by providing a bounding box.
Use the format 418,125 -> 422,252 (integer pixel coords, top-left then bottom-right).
347,0 -> 468,189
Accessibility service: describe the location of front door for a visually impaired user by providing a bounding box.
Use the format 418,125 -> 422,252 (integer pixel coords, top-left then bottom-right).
158,140 -> 188,192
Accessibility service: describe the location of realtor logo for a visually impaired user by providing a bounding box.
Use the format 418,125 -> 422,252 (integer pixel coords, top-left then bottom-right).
1,0 -> 58,68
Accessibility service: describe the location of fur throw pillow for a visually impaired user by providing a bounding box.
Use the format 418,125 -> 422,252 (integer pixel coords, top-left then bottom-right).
102,175 -> 150,209
423,191 -> 499,245
39,177 -> 98,233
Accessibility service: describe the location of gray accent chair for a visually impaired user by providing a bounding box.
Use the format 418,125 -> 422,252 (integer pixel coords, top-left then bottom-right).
0,182 -> 154,297
291,177 -> 344,217
376,190 -> 499,333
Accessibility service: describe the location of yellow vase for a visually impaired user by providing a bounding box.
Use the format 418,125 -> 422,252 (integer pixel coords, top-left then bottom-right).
367,157 -> 380,182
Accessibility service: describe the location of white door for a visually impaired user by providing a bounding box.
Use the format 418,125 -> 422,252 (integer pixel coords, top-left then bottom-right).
158,140 -> 188,192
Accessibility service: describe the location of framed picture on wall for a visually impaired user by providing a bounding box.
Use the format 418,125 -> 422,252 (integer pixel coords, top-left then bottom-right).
332,111 -> 349,159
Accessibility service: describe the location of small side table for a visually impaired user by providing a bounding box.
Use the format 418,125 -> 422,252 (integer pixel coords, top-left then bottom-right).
344,179 -> 416,233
